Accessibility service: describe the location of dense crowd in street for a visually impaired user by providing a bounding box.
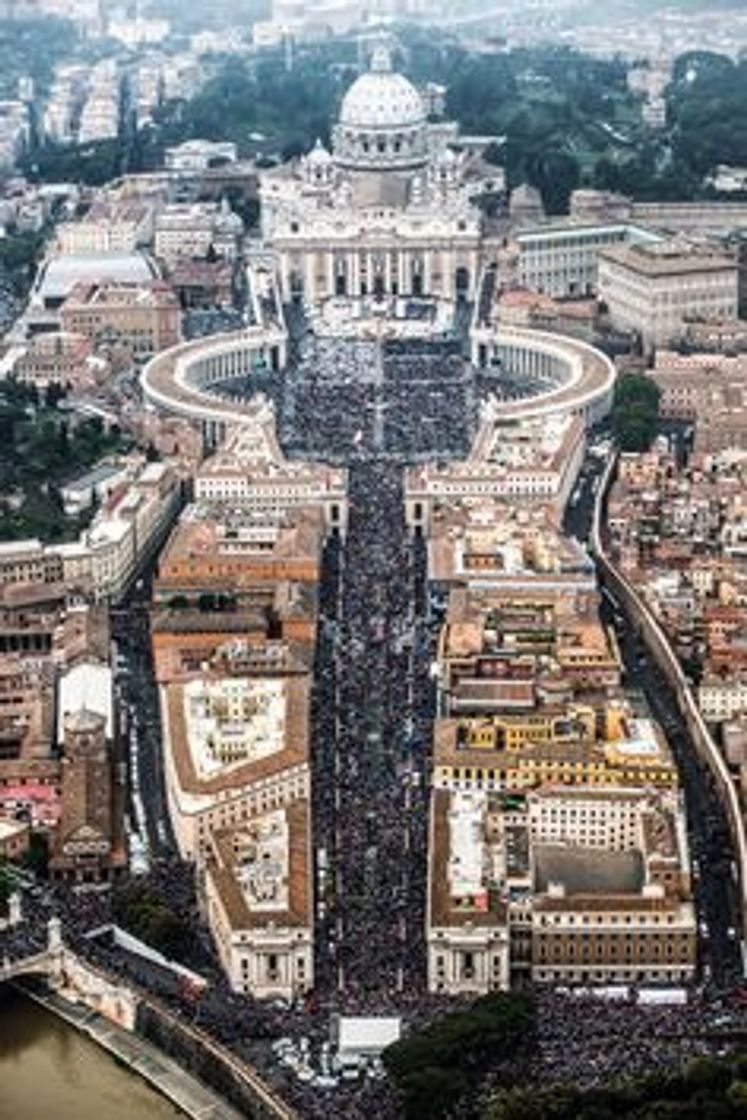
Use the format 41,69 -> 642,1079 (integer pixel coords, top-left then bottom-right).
278,334 -> 476,460
529,989 -> 747,1087
3,328 -> 747,1119
312,460 -> 434,1001
279,334 -> 473,1005
4,881 -> 747,1120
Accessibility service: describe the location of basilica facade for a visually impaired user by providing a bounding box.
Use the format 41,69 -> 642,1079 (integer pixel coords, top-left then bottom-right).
259,43 -> 503,308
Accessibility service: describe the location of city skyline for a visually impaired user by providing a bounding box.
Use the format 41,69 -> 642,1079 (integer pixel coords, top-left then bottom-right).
0,5 -> 747,1119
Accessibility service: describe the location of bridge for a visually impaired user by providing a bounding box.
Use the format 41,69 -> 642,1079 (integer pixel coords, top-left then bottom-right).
0,948 -> 54,983
0,911 -> 298,1119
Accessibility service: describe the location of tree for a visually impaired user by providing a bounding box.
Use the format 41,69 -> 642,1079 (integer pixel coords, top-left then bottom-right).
23,832 -> 49,878
727,1081 -> 747,1109
383,993 -> 535,1120
0,859 -> 13,913
44,382 -> 66,409
113,881 -> 190,958
526,147 -> 580,215
612,373 -> 660,452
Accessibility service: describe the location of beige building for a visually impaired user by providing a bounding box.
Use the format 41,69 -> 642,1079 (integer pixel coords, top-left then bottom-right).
55,199 -> 155,255
405,413 -> 586,533
154,200 -> 243,267
428,785 -> 696,993
650,351 -> 747,420
0,540 -> 63,588
426,501 -> 597,594
195,417 -> 348,533
598,240 -> 739,351
260,43 -> 501,307
55,461 -> 180,602
0,817 -> 30,860
11,331 -> 95,391
60,280 -> 181,358
699,674 -> 747,723
202,800 -> 313,999
160,671 -> 310,863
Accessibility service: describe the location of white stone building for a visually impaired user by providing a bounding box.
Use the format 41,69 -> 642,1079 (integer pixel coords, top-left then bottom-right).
699,676 -> 747,724
260,42 -> 502,307
203,801 -> 314,1000
428,785 -> 697,994
515,221 -> 661,298
194,417 -> 348,534
154,200 -> 243,267
165,140 -> 239,175
598,240 -> 739,351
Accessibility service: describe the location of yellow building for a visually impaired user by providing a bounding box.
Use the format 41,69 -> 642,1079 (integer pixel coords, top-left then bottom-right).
433,714 -> 678,794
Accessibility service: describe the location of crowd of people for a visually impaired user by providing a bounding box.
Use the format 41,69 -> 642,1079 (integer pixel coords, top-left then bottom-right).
277,333 -> 477,461
4,327 -> 747,1119
4,879 -> 747,1120
312,460 -> 434,1003
529,989 -> 746,1088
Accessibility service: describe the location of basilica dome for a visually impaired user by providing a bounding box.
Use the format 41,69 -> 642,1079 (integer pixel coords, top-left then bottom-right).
340,47 -> 426,132
333,44 -> 429,173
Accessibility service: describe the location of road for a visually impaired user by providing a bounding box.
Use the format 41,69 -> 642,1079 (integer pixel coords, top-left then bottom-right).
311,463 -> 434,1001
110,594 -> 177,862
567,438 -> 743,990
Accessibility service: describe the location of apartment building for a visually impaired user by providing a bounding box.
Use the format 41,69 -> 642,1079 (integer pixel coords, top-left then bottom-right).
202,800 -> 313,999
60,280 -> 181,358
598,240 -> 739,351
428,785 -> 696,993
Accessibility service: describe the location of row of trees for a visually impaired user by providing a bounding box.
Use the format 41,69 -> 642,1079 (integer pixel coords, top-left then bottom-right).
113,880 -> 191,960
382,993 -> 535,1120
482,1053 -> 747,1120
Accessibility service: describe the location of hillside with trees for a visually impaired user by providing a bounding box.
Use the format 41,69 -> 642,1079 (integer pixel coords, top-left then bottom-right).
11,21 -> 747,213
0,380 -> 131,543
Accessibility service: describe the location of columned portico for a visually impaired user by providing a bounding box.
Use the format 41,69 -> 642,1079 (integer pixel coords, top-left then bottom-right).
259,40 -> 495,316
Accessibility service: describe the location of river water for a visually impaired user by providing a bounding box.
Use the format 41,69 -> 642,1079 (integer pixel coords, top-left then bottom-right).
0,987 -> 183,1120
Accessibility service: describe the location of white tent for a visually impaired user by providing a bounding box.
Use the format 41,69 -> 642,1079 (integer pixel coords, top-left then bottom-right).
333,1016 -> 401,1068
637,988 -> 688,1006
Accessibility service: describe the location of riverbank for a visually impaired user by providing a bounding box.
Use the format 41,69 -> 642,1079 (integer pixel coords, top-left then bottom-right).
15,981 -> 245,1120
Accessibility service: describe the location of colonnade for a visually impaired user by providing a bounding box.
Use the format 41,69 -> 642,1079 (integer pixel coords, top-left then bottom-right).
286,247 -> 480,305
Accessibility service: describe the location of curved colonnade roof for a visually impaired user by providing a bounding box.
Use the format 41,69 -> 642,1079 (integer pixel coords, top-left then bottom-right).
141,328 -> 283,426
141,324 -> 614,430
480,326 -> 616,425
